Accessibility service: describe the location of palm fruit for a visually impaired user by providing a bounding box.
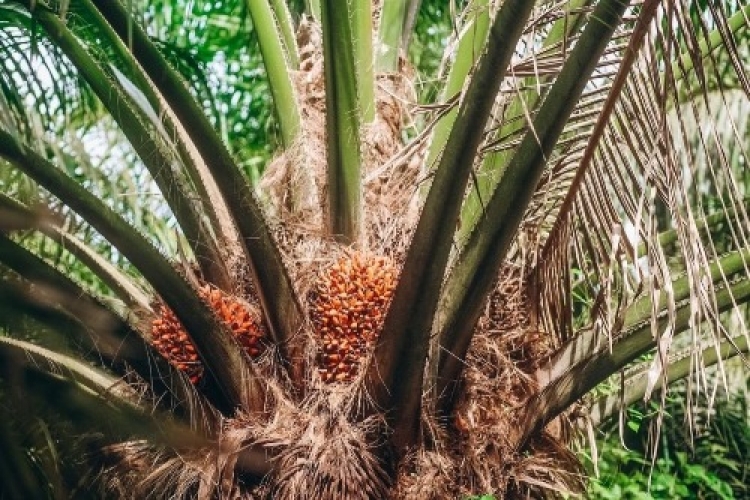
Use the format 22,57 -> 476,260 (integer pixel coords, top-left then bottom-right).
152,304 -> 202,383
310,252 -> 397,383
151,284 -> 264,384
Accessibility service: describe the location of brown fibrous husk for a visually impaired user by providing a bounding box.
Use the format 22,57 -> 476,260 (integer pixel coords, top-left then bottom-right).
391,264 -> 583,499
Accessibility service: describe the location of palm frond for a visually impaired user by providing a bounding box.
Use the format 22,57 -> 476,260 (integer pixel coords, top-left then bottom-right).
0,234 -> 206,414
535,0 -> 750,344
0,336 -> 212,463
0,129 -> 263,413
525,247 -> 750,448
435,0 -> 632,414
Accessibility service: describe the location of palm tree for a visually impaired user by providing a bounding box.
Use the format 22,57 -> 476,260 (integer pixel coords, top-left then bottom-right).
0,0 -> 748,497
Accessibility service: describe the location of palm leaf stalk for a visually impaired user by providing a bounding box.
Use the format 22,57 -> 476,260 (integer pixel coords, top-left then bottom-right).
0,233 -> 206,417
0,0 -> 748,497
376,0 -> 410,72
520,248 -> 750,448
74,0 -> 245,274
320,0 -> 365,241
364,0 -> 537,451
422,0 -> 490,170
351,0 -> 375,122
0,193 -> 152,311
454,0 -> 595,243
588,333 -> 749,426
0,336 -> 217,454
538,200 -> 750,390
245,0 -> 301,146
435,0 -> 632,415
268,0 -> 300,69
376,0 -> 425,72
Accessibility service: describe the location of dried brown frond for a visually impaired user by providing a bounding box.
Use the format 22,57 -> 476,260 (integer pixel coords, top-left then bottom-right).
96,379 -> 289,499
362,70 -> 423,260
507,432 -> 585,498
260,18 -> 326,232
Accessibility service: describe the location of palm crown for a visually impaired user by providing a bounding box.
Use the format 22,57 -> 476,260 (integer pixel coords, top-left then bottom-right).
0,0 -> 748,498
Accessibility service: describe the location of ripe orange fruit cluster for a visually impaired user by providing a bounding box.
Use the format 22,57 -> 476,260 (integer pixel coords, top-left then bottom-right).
310,252 -> 397,383
151,284 -> 264,384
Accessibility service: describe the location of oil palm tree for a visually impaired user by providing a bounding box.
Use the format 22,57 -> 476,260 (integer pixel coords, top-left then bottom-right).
0,0 -> 748,497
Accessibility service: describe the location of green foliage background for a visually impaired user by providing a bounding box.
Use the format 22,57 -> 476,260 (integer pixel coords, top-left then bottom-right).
585,385 -> 748,499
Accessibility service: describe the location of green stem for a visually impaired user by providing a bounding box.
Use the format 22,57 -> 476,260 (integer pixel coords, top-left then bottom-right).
588,335 -> 749,426
639,199 -> 750,256
423,0 -> 491,169
3,295 -> 273,476
353,0 -> 375,122
0,351 -> 210,451
24,2 -> 231,289
246,0 -> 301,146
76,0 -> 242,284
674,3 -> 750,77
0,235 -> 203,416
269,0 -> 300,67
520,248 -> 750,448
0,194 -> 152,311
377,0 -> 408,72
0,336 -> 137,403
539,207 -> 748,387
363,0 -> 536,452
400,0 -> 423,51
0,233 -> 144,357
456,0 -> 593,243
305,0 -> 321,20
321,0 -> 364,242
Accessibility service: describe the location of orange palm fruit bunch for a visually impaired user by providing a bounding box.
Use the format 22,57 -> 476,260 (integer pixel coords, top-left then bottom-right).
310,252 -> 397,383
151,284 -> 265,384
